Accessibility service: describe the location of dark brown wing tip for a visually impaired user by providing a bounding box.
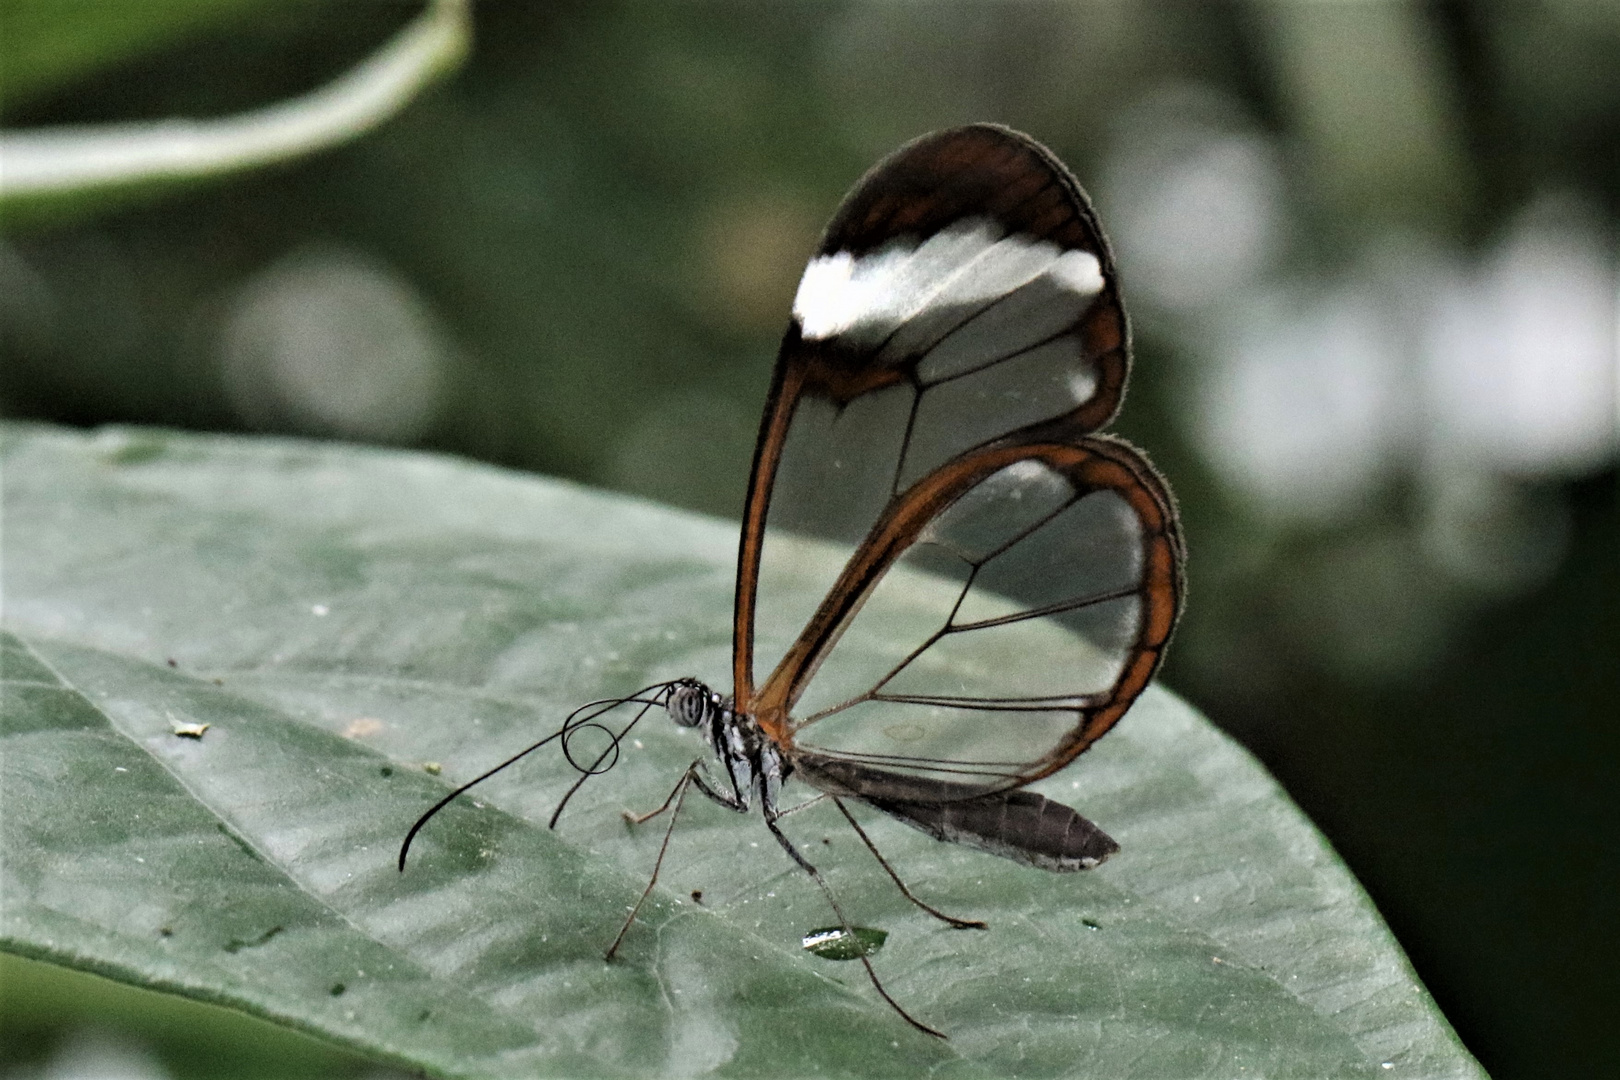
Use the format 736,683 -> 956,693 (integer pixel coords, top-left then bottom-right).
818,124 -> 1114,263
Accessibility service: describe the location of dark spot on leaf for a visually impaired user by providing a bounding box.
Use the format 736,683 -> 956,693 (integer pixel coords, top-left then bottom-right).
329,983 -> 346,996
690,890 -> 703,904
224,925 -> 284,953
417,1009 -> 431,1023
379,766 -> 393,778
1083,918 -> 1101,930
158,927 -> 173,937
821,837 -> 831,845
212,678 -> 223,686
802,926 -> 887,961
166,658 -> 177,668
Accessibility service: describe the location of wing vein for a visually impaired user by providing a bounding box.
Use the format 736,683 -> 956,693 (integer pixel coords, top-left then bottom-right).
946,583 -> 1140,633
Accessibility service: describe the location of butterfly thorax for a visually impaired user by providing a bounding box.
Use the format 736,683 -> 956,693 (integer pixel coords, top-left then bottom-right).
665,678 -> 786,815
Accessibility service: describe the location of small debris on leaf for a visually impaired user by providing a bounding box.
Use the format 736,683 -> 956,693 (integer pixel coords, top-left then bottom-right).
170,720 -> 210,739
223,925 -> 284,953
802,926 -> 888,961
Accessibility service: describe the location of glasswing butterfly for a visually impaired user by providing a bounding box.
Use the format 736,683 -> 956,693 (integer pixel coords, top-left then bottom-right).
401,123 -> 1185,1038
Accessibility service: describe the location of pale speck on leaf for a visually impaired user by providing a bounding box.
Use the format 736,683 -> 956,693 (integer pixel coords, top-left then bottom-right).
344,717 -> 385,738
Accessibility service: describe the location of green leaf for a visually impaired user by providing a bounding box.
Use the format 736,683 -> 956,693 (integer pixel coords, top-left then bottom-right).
1,422 -> 1485,1079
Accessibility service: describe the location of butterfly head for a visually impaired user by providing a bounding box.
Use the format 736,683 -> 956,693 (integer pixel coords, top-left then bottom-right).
665,677 -> 723,729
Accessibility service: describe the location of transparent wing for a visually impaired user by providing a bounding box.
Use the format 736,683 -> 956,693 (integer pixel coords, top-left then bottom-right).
732,125 -> 1181,795
766,431 -> 1180,796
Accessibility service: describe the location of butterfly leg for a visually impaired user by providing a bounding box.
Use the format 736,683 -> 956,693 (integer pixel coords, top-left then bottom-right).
605,763 -> 701,960
623,761 -> 745,825
773,792 -> 830,818
762,808 -> 947,1040
621,764 -> 698,826
608,759 -> 755,959
831,797 -> 987,930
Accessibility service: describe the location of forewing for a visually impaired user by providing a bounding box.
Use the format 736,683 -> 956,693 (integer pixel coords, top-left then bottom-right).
734,125 -> 1133,731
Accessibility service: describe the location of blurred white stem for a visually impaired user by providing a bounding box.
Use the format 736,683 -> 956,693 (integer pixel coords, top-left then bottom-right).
0,0 -> 470,198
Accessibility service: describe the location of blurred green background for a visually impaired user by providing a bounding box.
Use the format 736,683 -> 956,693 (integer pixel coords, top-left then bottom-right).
2,2 -> 1615,1078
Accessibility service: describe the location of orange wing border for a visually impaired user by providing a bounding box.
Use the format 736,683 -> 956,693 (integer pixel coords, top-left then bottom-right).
754,422 -> 1183,782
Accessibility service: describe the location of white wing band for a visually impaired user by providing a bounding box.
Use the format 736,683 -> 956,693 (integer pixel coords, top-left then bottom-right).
792,217 -> 1103,346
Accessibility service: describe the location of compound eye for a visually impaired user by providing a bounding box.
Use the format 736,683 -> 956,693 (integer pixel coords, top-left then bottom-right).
668,685 -> 708,727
